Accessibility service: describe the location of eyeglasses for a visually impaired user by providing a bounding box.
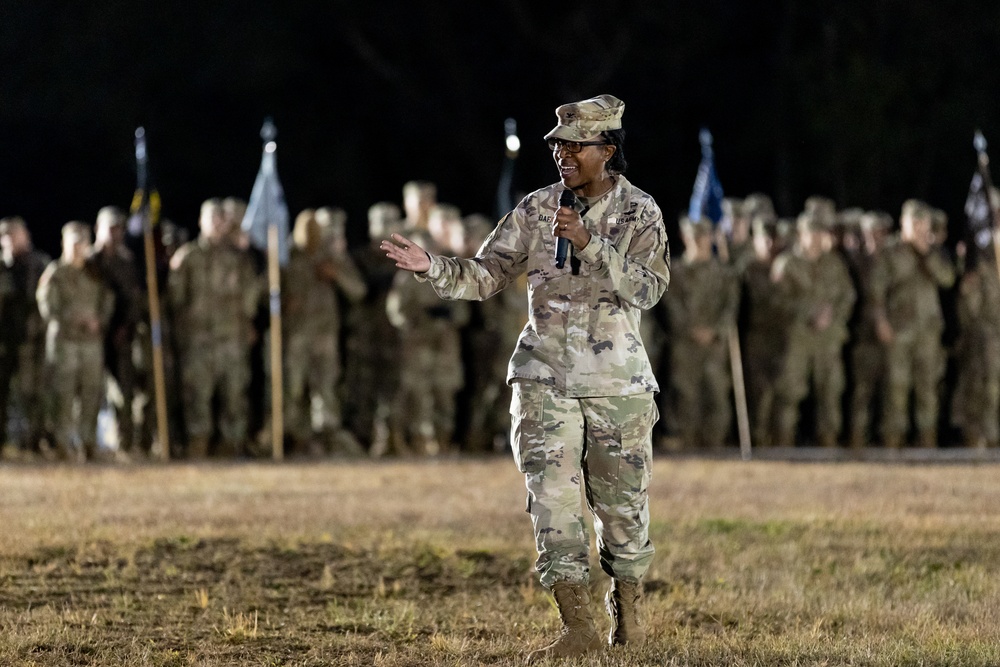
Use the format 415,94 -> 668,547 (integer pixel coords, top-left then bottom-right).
546,138 -> 609,153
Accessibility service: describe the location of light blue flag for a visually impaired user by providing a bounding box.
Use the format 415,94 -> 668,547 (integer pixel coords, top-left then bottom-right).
242,118 -> 290,267
688,128 -> 726,227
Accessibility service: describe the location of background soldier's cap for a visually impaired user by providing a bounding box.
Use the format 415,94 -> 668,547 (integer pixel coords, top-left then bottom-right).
836,207 -> 864,230
860,211 -> 893,232
796,211 -> 831,233
680,215 -> 713,236
544,94 -> 624,142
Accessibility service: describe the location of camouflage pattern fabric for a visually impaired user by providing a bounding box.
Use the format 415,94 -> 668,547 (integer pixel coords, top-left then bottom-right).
282,246 -> 366,447
742,258 -> 789,447
952,259 -> 1000,446
510,380 -> 656,588
417,175 -> 670,397
869,241 -> 955,443
168,238 -> 259,447
772,250 -> 856,446
666,256 -> 738,449
36,260 -> 115,452
847,249 -> 886,446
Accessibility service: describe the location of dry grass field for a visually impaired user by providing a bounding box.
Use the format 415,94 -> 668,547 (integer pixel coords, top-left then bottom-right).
2,456 -> 1000,666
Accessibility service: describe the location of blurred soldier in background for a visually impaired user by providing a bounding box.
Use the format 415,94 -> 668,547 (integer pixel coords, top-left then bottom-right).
847,211 -> 894,448
345,202 -> 403,455
168,199 -> 260,458
282,208 -> 366,456
402,180 -> 437,232
952,231 -> 1000,448
742,215 -> 787,447
0,217 -> 50,456
37,222 -> 115,461
386,203 -> 470,454
92,206 -> 142,456
870,199 -> 955,448
667,216 -> 738,450
771,209 -> 856,447
722,197 -> 754,274
462,213 -> 528,452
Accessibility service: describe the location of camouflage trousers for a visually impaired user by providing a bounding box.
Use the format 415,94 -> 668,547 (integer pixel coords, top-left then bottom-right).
882,331 -> 944,441
849,338 -> 886,444
952,333 -> 1000,446
49,339 -> 104,449
284,331 -> 342,443
671,338 -> 731,449
509,380 -> 657,589
775,333 -> 846,446
179,339 -> 249,444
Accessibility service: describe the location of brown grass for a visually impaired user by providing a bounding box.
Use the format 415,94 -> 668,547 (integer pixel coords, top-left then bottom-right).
2,458 -> 1000,665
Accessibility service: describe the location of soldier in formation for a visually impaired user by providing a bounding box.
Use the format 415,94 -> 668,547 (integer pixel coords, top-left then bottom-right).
36,222 -> 115,460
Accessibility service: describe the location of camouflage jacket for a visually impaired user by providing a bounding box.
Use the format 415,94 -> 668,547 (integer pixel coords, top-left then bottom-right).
958,259 -> 1000,338
667,256 -> 738,343
772,250 -> 856,343
417,176 -> 670,397
744,258 -> 788,337
283,247 -> 367,336
167,238 -> 260,347
36,259 -> 115,343
869,240 -> 955,337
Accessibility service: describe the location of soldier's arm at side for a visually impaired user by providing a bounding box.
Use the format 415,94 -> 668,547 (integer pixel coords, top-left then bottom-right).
832,258 -> 858,325
332,254 -> 368,304
574,200 -> 670,311
35,262 -> 59,323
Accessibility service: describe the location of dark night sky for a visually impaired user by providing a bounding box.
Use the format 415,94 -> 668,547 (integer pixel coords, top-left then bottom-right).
2,0 -> 998,256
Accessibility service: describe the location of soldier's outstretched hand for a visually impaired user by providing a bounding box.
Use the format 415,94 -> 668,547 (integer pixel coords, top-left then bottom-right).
381,234 -> 431,273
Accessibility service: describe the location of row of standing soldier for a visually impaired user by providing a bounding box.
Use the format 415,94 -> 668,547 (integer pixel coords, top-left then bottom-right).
0,180 -> 527,461
665,192 -> 1000,451
2,187 -> 997,460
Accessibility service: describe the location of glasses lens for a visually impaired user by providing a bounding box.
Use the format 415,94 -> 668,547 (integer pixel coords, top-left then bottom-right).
548,139 -> 582,153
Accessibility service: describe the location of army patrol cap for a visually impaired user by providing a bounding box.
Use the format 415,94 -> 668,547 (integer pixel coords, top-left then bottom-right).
743,192 -> 776,221
860,211 -> 893,232
544,94 -> 624,142
62,220 -> 91,242
837,207 -> 864,230
796,211 -> 832,233
680,215 -> 713,237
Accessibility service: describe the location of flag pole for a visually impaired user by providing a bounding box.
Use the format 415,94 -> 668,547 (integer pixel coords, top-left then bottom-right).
973,130 -> 1000,286
132,127 -> 170,461
691,129 -> 752,458
260,122 -> 284,461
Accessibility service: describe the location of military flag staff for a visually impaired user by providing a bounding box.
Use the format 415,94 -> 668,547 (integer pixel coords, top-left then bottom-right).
971,130 -> 1000,287
131,127 -> 170,461
241,118 -> 291,461
688,129 -> 752,460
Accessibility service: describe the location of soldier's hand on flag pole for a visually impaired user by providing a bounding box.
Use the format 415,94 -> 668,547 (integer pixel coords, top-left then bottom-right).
382,234 -> 431,273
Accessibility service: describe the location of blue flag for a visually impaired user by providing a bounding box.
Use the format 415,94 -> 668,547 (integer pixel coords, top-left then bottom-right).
242,119 -> 290,266
688,128 -> 726,227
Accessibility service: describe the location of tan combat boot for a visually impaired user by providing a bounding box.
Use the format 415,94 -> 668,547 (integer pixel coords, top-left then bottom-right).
606,578 -> 647,646
526,582 -> 603,664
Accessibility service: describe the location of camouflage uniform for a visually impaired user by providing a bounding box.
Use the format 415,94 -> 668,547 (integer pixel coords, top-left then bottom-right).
869,238 -> 955,447
772,243 -> 856,447
0,221 -> 49,452
417,175 -> 669,587
666,248 -> 738,450
93,239 -> 142,452
952,256 -> 1000,447
282,239 -> 366,452
387,233 -> 470,453
168,236 -> 259,454
36,254 -> 115,457
741,253 -> 787,447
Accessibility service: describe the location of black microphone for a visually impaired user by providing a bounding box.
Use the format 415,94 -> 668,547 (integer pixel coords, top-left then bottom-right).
555,189 -> 576,269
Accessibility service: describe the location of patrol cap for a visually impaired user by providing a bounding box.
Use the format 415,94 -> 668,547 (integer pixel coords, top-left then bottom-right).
544,94 -> 624,142
62,220 -> 91,242
743,192 -> 776,221
901,198 -> 932,221
796,211 -> 831,233
680,215 -> 713,237
860,211 -> 893,232
0,216 -> 26,235
837,207 -> 864,230
96,205 -> 125,228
